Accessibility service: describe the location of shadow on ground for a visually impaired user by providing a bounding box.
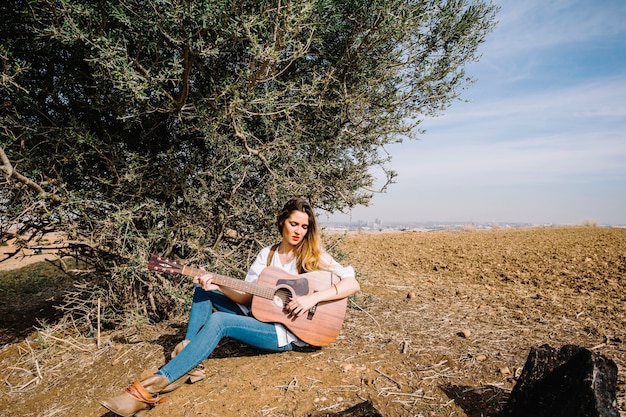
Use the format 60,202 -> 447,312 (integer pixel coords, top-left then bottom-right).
440,383 -> 509,417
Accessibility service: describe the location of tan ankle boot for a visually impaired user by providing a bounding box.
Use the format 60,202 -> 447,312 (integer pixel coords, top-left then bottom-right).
99,374 -> 171,417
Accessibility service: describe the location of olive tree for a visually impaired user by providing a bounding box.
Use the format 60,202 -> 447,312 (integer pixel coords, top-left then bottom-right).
0,0 -> 498,323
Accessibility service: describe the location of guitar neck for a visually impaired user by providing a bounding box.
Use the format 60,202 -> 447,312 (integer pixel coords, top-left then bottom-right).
179,265 -> 274,300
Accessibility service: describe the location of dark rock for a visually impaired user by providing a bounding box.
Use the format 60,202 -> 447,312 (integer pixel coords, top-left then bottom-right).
499,344 -> 619,417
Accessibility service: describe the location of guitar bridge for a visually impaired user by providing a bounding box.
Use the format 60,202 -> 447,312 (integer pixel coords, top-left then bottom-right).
307,304 -> 317,320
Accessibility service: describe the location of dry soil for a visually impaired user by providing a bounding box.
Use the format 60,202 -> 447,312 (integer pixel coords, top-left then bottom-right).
0,226 -> 625,417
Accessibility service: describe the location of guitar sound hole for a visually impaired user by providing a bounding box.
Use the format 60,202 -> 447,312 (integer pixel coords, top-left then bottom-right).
273,288 -> 291,308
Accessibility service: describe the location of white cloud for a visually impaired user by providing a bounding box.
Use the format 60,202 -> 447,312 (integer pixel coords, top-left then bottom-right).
425,73 -> 626,136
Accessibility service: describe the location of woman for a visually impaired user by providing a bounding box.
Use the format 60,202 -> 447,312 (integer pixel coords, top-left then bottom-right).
100,197 -> 360,416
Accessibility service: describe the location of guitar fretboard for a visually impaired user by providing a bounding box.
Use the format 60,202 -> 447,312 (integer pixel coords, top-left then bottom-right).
179,266 -> 275,300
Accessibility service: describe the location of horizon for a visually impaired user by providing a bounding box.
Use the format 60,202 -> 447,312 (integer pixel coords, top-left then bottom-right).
320,218 -> 625,229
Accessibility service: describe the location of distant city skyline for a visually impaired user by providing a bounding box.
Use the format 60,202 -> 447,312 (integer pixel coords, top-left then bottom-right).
326,0 -> 626,226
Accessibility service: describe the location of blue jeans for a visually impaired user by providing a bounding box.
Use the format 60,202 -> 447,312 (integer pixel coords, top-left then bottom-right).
156,287 -> 293,383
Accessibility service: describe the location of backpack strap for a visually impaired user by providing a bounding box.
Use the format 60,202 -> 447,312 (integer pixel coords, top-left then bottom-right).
267,244 -> 280,267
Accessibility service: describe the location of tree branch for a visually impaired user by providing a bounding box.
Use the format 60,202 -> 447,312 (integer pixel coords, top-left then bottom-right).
0,146 -> 62,203
174,45 -> 193,113
230,114 -> 278,178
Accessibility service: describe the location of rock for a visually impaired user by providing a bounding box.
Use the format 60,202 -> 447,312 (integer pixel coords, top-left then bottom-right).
340,363 -> 353,372
499,344 -> 619,417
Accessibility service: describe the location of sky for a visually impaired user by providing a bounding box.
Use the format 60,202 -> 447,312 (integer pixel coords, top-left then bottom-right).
325,0 -> 626,226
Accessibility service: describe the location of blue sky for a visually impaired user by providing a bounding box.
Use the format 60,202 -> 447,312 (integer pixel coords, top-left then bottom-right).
325,0 -> 626,226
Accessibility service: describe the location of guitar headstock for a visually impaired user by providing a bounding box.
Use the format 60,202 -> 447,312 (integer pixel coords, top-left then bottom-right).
148,254 -> 184,274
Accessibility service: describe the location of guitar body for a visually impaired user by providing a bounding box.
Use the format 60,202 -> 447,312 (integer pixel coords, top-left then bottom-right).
251,266 -> 347,347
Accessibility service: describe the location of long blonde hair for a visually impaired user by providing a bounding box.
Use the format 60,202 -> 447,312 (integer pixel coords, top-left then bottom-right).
276,197 -> 327,273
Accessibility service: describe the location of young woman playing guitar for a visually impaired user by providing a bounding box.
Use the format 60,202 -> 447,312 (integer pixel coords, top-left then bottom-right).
100,197 -> 360,416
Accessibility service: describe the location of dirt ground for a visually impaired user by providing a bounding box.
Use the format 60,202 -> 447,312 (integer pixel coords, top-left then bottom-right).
0,226 -> 625,417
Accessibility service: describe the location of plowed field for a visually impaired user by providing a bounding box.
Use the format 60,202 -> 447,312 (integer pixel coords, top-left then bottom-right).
1,226 -> 624,416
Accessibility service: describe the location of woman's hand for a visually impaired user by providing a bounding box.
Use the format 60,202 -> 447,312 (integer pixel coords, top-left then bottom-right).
286,294 -> 320,317
193,271 -> 219,291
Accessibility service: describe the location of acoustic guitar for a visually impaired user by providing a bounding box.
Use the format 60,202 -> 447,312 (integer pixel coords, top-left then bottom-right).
148,255 -> 347,347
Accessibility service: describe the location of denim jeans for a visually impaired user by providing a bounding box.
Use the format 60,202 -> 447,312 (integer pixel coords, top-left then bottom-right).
156,286 -> 293,383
